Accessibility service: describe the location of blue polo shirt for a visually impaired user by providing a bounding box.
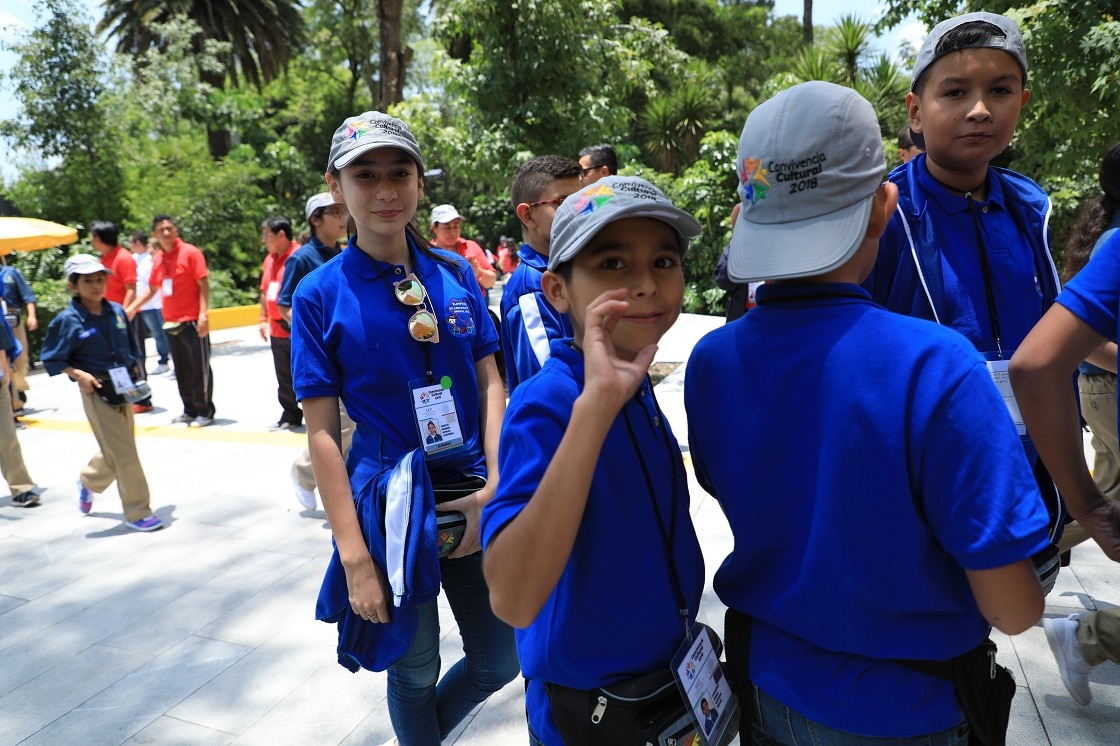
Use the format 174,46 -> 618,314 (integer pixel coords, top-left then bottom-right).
42,297 -> 138,376
498,244 -> 572,391
1059,230 -> 1120,428
277,235 -> 340,310
481,340 -> 704,745
0,266 -> 36,311
685,283 -> 1051,737
292,238 -> 498,489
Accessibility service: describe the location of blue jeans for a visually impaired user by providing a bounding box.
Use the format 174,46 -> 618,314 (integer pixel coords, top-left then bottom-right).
388,551 -> 520,745
139,308 -> 170,364
752,686 -> 969,746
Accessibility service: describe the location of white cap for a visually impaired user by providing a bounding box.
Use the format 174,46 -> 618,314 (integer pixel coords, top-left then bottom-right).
430,204 -> 463,225
727,81 -> 884,283
305,192 -> 337,220
64,254 -> 113,277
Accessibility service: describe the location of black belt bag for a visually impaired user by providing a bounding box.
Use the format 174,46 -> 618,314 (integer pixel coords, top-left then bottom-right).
433,476 -> 484,558
544,623 -> 734,746
162,321 -> 188,336
94,375 -> 151,407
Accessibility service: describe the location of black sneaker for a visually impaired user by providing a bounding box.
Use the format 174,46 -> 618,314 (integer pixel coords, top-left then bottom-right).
12,490 -> 40,507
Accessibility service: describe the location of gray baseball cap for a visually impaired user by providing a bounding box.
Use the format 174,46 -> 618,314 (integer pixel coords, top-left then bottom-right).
910,12 -> 1027,92
327,111 -> 425,172
64,254 -> 112,277
727,81 -> 884,284
304,192 -> 337,220
547,176 -> 701,273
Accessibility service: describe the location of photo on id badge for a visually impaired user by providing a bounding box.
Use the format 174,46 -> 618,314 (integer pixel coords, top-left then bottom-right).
411,376 -> 464,455
673,625 -> 737,745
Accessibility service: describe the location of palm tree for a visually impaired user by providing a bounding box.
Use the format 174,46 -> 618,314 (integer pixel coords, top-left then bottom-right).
98,0 -> 308,158
803,0 -> 813,45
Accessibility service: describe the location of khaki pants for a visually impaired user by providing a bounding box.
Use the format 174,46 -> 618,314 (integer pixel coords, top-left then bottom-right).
0,373 -> 34,496
291,401 -> 354,492
80,391 -> 152,522
1058,373 -> 1120,552
12,317 -> 29,405
1079,609 -> 1120,666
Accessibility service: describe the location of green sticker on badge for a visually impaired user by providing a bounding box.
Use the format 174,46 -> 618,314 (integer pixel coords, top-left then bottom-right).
441,376 -> 453,389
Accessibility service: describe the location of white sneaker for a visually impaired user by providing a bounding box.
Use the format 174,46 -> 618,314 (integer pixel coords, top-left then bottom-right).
151,363 -> 170,375
1044,614 -> 1094,705
291,469 -> 317,510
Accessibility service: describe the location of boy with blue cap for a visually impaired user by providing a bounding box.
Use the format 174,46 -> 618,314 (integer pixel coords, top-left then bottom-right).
481,176 -> 711,745
686,80 -> 1050,744
866,12 -> 1066,566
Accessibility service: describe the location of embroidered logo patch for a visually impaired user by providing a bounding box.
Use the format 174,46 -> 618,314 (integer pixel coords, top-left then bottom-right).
444,297 -> 475,337
739,157 -> 771,206
574,183 -> 615,215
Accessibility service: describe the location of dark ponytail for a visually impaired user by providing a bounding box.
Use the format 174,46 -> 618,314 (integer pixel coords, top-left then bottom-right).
1063,142 -> 1120,282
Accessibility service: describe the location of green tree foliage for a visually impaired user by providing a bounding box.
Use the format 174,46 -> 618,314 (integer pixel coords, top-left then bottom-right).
98,0 -> 308,157
0,0 -> 125,225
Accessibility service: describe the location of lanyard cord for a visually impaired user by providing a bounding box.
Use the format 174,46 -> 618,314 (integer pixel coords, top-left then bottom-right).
621,376 -> 692,641
964,190 -> 1004,358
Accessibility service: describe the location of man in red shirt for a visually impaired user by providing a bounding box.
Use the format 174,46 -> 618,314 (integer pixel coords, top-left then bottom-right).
127,214 -> 214,428
259,216 -> 301,430
90,220 -> 155,413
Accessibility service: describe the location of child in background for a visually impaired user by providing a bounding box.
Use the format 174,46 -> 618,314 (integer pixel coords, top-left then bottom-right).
41,255 -> 163,531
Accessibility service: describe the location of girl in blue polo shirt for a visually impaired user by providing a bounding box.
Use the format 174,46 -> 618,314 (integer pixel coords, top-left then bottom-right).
290,112 -> 518,745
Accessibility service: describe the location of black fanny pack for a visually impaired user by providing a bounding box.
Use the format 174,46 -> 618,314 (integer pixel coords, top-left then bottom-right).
895,638 -> 1016,746
545,623 -> 735,746
162,321 -> 188,336
95,374 -> 151,406
433,476 -> 484,558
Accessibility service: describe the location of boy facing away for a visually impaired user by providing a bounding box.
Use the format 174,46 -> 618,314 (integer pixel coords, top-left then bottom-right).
481,176 -> 707,744
686,81 -> 1048,744
865,12 -> 1066,548
499,155 -> 582,390
42,255 -> 163,532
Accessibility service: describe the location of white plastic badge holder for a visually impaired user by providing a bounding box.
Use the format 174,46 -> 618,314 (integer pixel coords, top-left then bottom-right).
984,355 -> 1026,436
107,366 -> 136,396
672,623 -> 739,746
266,281 -> 280,302
409,376 -> 465,455
161,278 -> 173,297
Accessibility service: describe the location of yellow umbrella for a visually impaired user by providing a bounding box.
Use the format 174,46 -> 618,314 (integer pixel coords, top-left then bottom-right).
0,217 -> 79,255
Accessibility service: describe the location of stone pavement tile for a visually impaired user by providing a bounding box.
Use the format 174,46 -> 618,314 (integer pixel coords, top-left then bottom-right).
167,615 -> 341,735
196,553 -> 326,650
124,716 -> 236,745
18,635 -> 251,746
121,549 -> 317,657
448,681 -> 530,745
0,521 -> 238,664
0,592 -> 25,615
237,660 -> 387,745
1045,564 -> 1094,614
0,642 -> 150,745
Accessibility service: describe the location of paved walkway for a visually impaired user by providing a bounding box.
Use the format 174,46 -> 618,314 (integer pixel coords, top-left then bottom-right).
1,303 -> 1117,744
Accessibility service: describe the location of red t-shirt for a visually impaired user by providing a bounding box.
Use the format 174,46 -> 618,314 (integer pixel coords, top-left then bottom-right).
149,238 -> 208,322
259,241 -> 297,339
101,245 -> 137,305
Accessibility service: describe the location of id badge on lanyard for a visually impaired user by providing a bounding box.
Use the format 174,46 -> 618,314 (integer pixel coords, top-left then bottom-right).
409,376 -> 464,455
984,352 -> 1026,436
107,366 -> 136,395
266,280 -> 280,302
671,623 -> 739,745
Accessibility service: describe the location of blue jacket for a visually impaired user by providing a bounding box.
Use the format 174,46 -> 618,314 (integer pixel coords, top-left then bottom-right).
41,297 -> 139,376
867,156 -> 1061,332
498,245 -> 571,391
316,448 -> 442,672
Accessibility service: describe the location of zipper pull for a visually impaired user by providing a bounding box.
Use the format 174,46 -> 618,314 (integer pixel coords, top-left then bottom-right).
591,695 -> 607,724
989,647 -> 997,680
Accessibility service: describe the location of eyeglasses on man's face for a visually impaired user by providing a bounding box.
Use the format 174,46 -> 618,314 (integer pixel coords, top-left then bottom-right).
526,196 -> 567,210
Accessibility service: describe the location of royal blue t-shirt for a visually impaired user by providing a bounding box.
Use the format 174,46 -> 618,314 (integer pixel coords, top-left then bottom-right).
498,245 -> 572,391
481,340 -> 704,745
277,235 -> 340,310
685,283 -> 1051,737
292,239 -> 498,487
1059,230 -> 1120,428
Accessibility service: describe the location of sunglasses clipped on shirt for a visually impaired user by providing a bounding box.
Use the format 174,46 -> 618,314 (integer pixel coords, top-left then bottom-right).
394,273 -> 440,343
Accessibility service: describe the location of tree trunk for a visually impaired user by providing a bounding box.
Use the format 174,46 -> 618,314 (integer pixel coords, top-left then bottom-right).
377,0 -> 408,110
802,0 -> 813,45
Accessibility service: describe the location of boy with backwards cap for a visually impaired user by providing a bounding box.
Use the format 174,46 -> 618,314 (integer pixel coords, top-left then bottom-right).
481,176 -> 711,744
866,12 -> 1067,560
42,255 -> 163,531
686,81 -> 1049,743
